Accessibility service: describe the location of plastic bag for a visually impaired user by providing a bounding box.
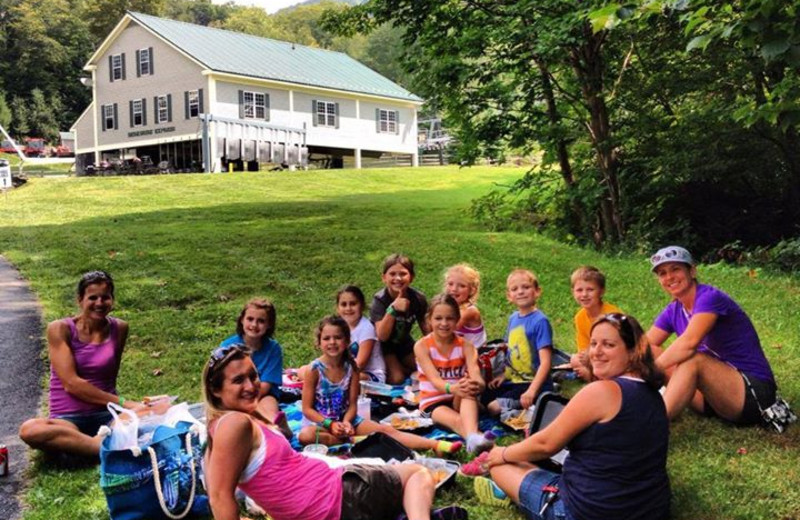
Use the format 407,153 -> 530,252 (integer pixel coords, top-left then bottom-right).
107,402 -> 140,451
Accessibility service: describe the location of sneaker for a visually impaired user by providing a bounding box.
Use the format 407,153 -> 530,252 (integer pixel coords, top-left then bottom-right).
466,432 -> 495,455
459,451 -> 490,477
474,477 -> 511,507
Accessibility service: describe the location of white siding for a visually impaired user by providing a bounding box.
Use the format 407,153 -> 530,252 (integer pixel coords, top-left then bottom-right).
73,103 -> 94,152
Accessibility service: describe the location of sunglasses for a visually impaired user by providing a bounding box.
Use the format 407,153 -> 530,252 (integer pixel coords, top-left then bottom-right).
650,248 -> 682,264
208,343 -> 248,371
597,313 -> 636,344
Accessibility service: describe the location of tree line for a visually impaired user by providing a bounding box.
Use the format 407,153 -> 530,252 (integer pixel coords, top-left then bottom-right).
325,0 -> 800,263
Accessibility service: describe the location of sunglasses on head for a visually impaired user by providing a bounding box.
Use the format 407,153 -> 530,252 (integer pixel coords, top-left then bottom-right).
598,313 -> 635,341
208,343 -> 248,371
650,248 -> 681,264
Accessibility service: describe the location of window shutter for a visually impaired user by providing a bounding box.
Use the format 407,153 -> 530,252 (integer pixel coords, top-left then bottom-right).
238,90 -> 244,119
121,53 -> 126,80
167,94 -> 172,122
135,50 -> 141,77
335,103 -> 340,129
184,91 -> 190,119
108,56 -> 113,82
395,110 -> 400,135
148,47 -> 154,75
129,100 -> 134,127
312,99 -> 318,126
113,103 -> 118,130
375,109 -> 380,132
198,88 -> 204,114
142,98 -> 147,126
154,96 -> 158,122
101,105 -> 106,131
264,94 -> 270,121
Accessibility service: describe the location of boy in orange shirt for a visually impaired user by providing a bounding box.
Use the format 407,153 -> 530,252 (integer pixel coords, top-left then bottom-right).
569,266 -> 621,381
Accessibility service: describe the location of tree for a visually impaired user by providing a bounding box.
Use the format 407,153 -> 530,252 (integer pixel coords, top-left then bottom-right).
0,90 -> 11,130
84,0 -> 166,42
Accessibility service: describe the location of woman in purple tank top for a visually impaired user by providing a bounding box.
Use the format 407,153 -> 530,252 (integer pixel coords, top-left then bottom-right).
19,271 -> 143,458
202,345 -> 467,520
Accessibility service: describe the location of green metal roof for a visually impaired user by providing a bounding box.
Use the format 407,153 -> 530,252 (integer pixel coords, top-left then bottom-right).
127,12 -> 422,103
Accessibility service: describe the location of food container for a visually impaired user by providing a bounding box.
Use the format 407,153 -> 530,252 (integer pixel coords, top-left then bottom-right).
361,381 -> 394,397
413,457 -> 460,489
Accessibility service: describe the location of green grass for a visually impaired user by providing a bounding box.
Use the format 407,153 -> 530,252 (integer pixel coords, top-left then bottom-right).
1,166 -> 798,520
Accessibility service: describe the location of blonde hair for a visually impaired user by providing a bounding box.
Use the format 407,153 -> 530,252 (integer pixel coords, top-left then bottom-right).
570,266 -> 606,289
507,268 -> 539,288
444,263 -> 481,304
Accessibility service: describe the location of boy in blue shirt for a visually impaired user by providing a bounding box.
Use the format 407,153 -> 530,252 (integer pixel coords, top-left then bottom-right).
483,269 -> 553,416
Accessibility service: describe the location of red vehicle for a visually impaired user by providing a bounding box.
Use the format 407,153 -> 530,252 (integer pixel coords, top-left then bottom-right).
23,138 -> 46,158
0,139 -> 18,154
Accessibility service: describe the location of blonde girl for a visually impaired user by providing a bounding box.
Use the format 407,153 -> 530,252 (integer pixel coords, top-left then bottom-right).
414,294 -> 494,455
299,316 -> 461,455
444,263 -> 487,348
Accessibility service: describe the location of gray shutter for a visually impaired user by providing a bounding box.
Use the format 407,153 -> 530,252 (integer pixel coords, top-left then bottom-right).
184,91 -> 190,119
121,53 -> 126,80
167,94 -> 172,122
142,98 -> 147,126
395,110 -> 400,135
136,50 -> 141,77
312,99 -> 318,126
129,100 -> 134,127
148,47 -> 154,75
334,103 -> 340,129
101,104 -> 106,131
154,96 -> 158,122
238,90 -> 244,119
375,108 -> 380,132
108,56 -> 113,82
264,94 -> 270,121
113,103 -> 118,130
198,88 -> 204,114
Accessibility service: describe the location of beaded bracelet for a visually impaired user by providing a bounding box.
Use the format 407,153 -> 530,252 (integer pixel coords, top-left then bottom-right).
445,383 -> 451,394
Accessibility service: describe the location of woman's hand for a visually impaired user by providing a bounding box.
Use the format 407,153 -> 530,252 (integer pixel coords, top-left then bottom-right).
486,446 -> 508,468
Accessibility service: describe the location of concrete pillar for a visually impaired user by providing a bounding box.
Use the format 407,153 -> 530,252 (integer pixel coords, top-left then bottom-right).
412,151 -> 419,167
355,148 -> 362,169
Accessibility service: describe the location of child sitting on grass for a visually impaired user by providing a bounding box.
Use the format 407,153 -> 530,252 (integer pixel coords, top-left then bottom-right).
415,294 -> 493,455
482,269 -> 553,417
220,298 -> 291,438
299,315 -> 461,455
569,266 -> 621,381
444,263 -> 487,349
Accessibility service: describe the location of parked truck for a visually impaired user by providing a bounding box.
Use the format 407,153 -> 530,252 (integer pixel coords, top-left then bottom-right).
23,137 -> 47,158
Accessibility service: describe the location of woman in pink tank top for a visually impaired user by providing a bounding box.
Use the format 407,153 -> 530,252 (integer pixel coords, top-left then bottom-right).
19,270 -> 143,458
202,345 -> 468,520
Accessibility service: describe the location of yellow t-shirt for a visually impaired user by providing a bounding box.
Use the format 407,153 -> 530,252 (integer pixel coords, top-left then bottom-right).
574,301 -> 621,352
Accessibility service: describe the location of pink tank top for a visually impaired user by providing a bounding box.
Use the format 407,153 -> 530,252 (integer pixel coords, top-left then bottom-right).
238,420 -> 344,520
49,317 -> 122,417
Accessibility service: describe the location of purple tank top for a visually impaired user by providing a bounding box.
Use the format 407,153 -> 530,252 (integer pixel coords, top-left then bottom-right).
49,317 -> 122,417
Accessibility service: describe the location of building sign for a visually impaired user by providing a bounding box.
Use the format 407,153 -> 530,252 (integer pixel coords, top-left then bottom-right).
127,126 -> 176,138
0,161 -> 11,189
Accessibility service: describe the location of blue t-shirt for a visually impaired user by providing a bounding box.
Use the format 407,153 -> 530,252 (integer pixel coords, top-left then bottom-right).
220,334 -> 284,397
504,309 -> 553,382
653,284 -> 775,384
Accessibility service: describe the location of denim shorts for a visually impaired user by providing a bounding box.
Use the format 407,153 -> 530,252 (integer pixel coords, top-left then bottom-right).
517,469 -> 575,520
54,410 -> 113,436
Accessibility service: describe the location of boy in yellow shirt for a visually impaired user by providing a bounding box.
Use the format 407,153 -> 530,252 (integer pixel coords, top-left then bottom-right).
569,266 -> 620,381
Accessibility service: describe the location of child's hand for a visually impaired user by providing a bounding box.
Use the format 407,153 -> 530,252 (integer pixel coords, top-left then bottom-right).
488,374 -> 506,389
520,389 -> 536,409
331,421 -> 349,438
392,287 -> 409,313
571,352 -> 592,381
457,377 -> 482,397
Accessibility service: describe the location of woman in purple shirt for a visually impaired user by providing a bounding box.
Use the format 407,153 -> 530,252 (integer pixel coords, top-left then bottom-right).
19,271 -> 144,457
647,246 -> 777,425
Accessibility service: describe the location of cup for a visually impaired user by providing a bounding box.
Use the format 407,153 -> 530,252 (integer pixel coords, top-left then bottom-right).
303,443 -> 329,455
357,396 -> 372,422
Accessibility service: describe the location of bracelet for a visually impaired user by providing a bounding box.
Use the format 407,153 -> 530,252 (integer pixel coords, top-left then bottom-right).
445,383 -> 451,394
387,306 -> 397,317
502,447 -> 510,463
118,396 -> 126,406
322,418 -> 333,430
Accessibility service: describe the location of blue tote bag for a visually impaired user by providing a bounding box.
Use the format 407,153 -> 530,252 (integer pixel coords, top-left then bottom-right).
100,421 -> 209,520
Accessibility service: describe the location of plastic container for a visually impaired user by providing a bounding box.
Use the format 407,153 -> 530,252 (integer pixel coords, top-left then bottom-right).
361,381 -> 394,397
303,444 -> 329,455
357,396 -> 372,421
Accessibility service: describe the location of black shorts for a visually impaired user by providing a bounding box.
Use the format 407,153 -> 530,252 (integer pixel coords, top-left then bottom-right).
340,464 -> 403,520
704,371 -> 776,425
382,340 -> 415,361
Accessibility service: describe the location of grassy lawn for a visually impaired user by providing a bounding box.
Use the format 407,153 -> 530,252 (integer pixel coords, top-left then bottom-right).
1,166 -> 798,520
1,153 -> 75,176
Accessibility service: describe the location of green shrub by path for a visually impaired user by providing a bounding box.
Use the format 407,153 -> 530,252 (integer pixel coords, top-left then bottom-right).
1,167 -> 798,520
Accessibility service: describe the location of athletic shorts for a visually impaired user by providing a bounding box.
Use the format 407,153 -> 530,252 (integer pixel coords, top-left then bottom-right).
518,468 -> 575,520
703,371 -> 776,425
54,409 -> 113,436
340,464 -> 403,520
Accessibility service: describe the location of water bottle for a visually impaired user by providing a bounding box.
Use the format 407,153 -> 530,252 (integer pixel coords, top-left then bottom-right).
357,396 -> 372,422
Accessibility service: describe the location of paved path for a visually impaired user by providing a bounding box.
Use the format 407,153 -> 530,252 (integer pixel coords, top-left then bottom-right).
0,256 -> 44,520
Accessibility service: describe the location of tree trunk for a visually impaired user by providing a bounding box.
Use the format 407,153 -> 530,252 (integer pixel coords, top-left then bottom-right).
535,58 -> 574,187
570,24 -> 624,243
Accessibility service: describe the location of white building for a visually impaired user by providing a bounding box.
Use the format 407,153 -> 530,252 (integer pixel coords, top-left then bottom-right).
71,11 -> 423,172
